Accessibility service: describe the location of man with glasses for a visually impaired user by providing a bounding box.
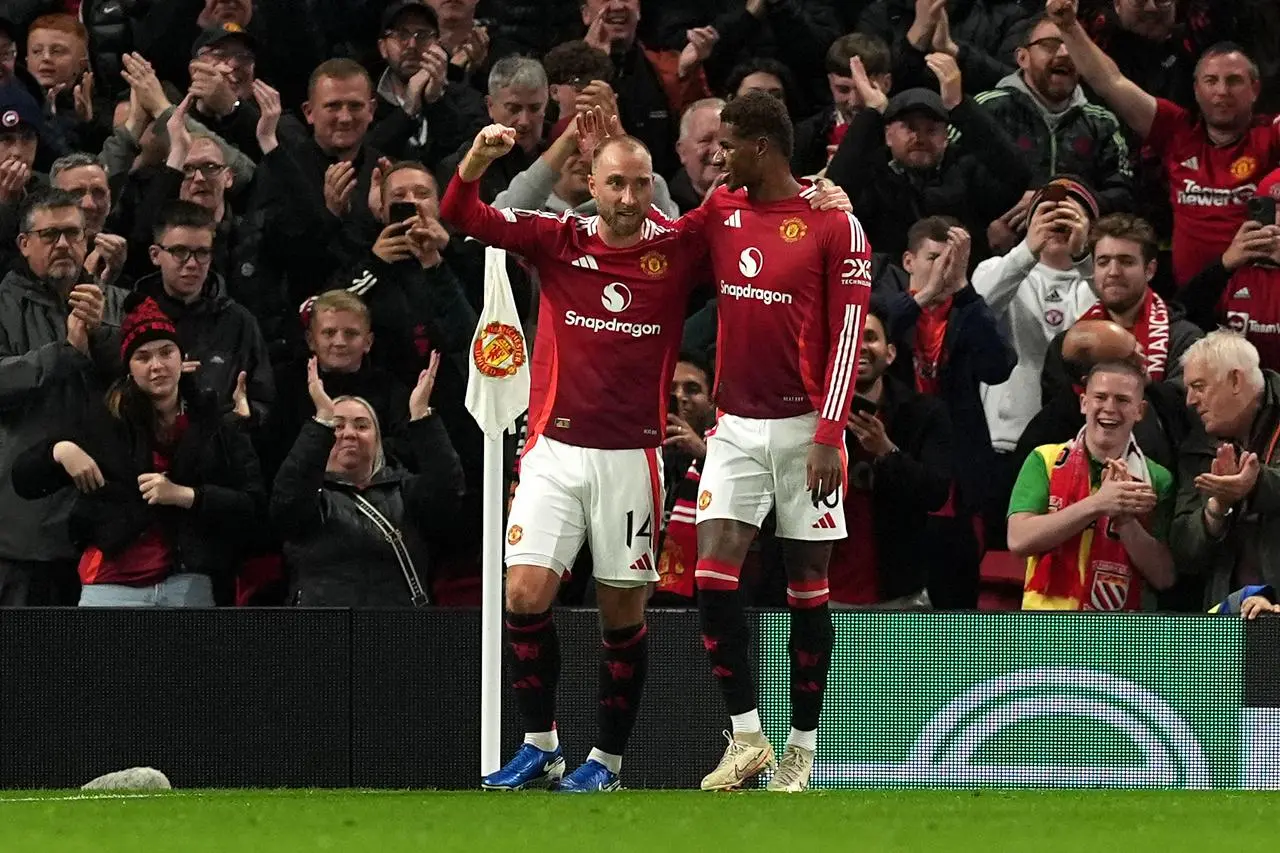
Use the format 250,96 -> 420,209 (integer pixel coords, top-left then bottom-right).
187,23 -> 265,161
978,12 -> 1133,252
0,188 -> 127,606
369,0 -> 486,165
138,199 -> 273,427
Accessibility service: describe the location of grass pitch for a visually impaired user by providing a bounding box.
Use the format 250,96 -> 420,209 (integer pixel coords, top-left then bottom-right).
0,789 -> 1274,852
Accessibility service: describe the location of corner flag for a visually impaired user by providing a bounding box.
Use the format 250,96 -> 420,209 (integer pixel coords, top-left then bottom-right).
465,247 -> 530,439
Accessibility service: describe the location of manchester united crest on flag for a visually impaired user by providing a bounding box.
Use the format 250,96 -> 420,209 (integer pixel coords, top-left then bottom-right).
472,322 -> 526,377
1088,564 -> 1132,611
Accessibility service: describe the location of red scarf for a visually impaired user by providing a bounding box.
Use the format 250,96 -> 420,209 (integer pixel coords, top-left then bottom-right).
912,296 -> 953,395
1023,430 -> 1148,611
1080,289 -> 1170,381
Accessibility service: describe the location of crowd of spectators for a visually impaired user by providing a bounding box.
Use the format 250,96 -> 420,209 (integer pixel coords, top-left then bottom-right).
0,0 -> 1279,613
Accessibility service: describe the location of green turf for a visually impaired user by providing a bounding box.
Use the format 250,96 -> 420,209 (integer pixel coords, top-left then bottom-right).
0,789 -> 1275,852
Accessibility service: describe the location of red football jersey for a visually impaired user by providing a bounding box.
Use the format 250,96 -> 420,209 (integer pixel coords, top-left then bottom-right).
1221,265 -> 1280,371
681,184 -> 872,447
441,175 -> 702,450
1147,99 -> 1280,285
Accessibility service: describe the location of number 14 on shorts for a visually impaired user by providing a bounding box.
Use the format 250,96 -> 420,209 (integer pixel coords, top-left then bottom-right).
625,511 -> 654,574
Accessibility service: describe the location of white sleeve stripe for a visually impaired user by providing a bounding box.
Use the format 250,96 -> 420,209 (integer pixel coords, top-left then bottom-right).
823,303 -> 861,422
844,211 -> 866,255
500,208 -> 517,223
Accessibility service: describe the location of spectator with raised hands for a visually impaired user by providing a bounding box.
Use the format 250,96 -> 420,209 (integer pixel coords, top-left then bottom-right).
47,153 -> 129,288
0,92 -> 49,273
859,0 -> 1030,94
1047,0 -> 1280,287
0,188 -> 128,606
26,15 -> 108,160
9,294 -> 265,608
186,23 -> 266,161
793,34 -> 893,179
1172,332 -> 1280,610
367,1 -> 487,166
424,0 -> 493,88
975,178 -> 1100,531
827,51 -> 1030,260
884,218 -> 1016,607
271,351 -> 465,607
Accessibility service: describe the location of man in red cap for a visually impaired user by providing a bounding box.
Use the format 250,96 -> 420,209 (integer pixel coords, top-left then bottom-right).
1180,168 -> 1280,370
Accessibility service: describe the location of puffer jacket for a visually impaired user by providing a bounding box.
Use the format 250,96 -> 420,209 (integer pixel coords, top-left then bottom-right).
0,265 -> 128,562
271,417 -> 465,607
10,381 -> 265,600
975,73 -> 1133,213
858,0 -> 1031,94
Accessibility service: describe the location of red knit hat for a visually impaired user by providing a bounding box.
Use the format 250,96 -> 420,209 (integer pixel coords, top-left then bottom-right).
120,294 -> 179,363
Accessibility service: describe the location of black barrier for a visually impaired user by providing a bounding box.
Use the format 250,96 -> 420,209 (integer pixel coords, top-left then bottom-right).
0,609 -> 1269,790
0,608 -> 725,789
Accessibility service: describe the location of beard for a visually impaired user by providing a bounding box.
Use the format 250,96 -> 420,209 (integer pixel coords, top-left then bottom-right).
599,205 -> 643,237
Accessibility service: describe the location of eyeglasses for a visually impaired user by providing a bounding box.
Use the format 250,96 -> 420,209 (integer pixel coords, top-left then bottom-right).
157,245 -> 214,264
24,226 -> 85,245
1025,37 -> 1066,52
201,46 -> 255,66
181,163 -> 227,180
385,27 -> 438,46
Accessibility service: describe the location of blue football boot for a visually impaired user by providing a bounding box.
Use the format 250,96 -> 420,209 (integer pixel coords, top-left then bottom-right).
557,759 -> 621,792
481,743 -> 565,790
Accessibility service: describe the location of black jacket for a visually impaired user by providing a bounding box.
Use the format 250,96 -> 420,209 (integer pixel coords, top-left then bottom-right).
253,138 -> 386,309
367,79 -> 488,169
10,384 -> 265,599
886,284 -> 1018,512
835,374 -> 952,602
792,109 -> 840,180
271,417 -> 465,607
826,97 -> 1031,261
436,131 -> 547,206
858,0 -> 1031,95
137,272 -> 275,428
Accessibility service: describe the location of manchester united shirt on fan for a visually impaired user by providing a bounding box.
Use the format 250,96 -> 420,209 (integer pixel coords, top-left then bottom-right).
1146,98 -> 1280,286
441,175 -> 703,450
682,184 -> 873,448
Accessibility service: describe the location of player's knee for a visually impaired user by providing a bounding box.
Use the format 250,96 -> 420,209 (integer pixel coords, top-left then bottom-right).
505,565 -> 559,614
782,540 -> 832,583
595,580 -> 648,629
696,519 -> 756,565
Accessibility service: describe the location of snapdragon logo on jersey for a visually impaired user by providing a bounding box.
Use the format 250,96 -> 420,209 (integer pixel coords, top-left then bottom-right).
1177,179 -> 1256,208
720,248 -> 793,305
564,282 -> 662,338
755,613 -> 1267,789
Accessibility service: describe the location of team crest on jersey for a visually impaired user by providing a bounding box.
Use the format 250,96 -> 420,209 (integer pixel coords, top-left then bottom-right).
507,525 -> 523,545
698,490 -> 712,510
639,251 -> 668,277
472,321 -> 527,377
1089,564 -> 1131,611
779,217 -> 808,243
1230,155 -> 1258,180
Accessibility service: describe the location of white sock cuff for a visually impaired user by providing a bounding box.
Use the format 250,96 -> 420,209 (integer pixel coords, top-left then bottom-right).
587,748 -> 622,774
788,727 -> 817,752
524,730 -> 559,752
730,709 -> 762,734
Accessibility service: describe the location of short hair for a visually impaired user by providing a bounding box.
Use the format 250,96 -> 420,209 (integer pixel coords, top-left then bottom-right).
1086,359 -> 1147,390
677,349 -> 714,388
825,33 -> 891,78
381,160 -> 436,196
152,199 -> 215,242
186,132 -> 228,164
542,40 -> 613,86
19,187 -> 83,232
725,58 -> 797,112
866,296 -> 893,338
1181,330 -> 1265,392
1017,12 -> 1055,46
310,290 -> 371,329
591,135 -> 651,170
488,56 -> 547,97
1089,213 -> 1159,264
308,58 -> 373,99
49,152 -> 105,182
28,14 -> 87,46
1195,41 -> 1259,82
906,215 -> 962,252
719,90 -> 794,159
679,98 -> 725,141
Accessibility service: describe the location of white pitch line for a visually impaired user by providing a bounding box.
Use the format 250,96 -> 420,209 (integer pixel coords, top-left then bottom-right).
0,790 -> 430,804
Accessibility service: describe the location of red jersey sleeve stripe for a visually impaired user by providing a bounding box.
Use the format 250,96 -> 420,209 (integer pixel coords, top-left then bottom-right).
822,302 -> 861,422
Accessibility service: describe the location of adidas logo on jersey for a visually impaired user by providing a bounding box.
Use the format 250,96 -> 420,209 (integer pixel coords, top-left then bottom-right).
1181,156 -> 1199,170
571,255 -> 599,270
812,512 -> 837,530
1233,287 -> 1252,299
723,210 -> 742,228
629,553 -> 654,573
